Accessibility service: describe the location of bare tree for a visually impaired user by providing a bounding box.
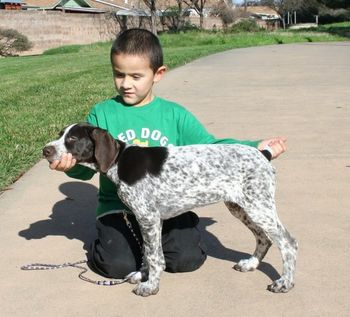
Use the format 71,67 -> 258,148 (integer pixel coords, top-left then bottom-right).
260,0 -> 304,14
184,0 -> 207,29
161,1 -> 190,31
212,1 -> 240,29
170,0 -> 191,30
143,0 -> 158,34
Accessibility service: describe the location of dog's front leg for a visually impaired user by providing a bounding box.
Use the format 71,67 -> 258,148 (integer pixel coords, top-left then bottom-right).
133,217 -> 165,297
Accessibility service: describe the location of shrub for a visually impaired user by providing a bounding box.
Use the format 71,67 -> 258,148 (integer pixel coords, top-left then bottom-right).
0,28 -> 32,57
43,45 -> 82,55
211,2 -> 235,28
228,19 -> 263,33
319,8 -> 350,24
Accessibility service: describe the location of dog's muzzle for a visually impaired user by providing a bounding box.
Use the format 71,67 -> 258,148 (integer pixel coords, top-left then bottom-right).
42,145 -> 56,162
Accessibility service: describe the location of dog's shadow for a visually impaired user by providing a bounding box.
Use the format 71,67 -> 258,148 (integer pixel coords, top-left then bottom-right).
198,218 -> 281,282
19,182 -> 280,282
19,181 -> 98,252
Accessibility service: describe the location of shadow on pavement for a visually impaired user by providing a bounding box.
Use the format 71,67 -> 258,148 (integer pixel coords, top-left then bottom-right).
199,218 -> 281,282
18,181 -> 280,282
19,182 -> 98,252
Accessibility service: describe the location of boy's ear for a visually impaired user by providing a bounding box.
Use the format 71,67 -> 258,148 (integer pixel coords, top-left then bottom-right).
154,66 -> 167,83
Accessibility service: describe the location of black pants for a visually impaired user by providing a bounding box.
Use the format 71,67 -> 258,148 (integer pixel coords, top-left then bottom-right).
88,211 -> 207,279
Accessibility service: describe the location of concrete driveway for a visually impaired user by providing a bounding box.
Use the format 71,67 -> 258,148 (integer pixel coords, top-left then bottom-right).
1,42 -> 349,316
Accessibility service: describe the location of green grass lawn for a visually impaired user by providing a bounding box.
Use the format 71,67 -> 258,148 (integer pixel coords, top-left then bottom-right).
0,24 -> 349,191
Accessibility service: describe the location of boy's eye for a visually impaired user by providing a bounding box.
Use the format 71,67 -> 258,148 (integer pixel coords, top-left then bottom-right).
114,72 -> 124,78
113,71 -> 142,80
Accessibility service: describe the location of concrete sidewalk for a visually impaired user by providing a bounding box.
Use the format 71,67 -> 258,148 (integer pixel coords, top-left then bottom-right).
1,42 -> 350,317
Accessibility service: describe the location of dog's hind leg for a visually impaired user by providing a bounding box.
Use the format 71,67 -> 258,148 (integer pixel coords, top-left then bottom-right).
225,201 -> 272,272
227,200 -> 298,293
265,221 -> 298,293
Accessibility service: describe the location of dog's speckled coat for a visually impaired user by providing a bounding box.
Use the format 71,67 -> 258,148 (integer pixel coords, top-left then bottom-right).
43,123 -> 297,297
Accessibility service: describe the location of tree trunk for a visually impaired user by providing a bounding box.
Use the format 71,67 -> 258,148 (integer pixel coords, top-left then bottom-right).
143,0 -> 158,35
199,13 -> 204,29
151,13 -> 157,35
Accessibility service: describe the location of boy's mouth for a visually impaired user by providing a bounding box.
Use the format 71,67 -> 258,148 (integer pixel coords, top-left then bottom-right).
123,93 -> 137,101
121,90 -> 134,96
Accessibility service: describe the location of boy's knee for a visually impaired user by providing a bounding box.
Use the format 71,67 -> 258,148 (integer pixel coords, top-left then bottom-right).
89,214 -> 143,279
89,260 -> 136,279
165,247 -> 207,273
162,211 -> 207,273
89,240 -> 140,279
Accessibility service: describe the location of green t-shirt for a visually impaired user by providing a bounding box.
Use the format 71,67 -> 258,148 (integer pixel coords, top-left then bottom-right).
67,95 -> 260,218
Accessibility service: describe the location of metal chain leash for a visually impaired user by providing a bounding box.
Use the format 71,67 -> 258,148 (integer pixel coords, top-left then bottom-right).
21,212 -> 143,286
21,260 -> 130,285
123,211 -> 143,254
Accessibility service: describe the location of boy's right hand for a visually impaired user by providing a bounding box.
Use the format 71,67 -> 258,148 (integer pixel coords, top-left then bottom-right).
49,153 -> 77,172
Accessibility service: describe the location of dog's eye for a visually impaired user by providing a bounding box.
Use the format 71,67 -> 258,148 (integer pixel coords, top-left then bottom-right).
67,136 -> 78,142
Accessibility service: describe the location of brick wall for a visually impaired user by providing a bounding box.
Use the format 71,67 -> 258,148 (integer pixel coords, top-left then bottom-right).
0,10 -> 120,54
0,10 -> 223,55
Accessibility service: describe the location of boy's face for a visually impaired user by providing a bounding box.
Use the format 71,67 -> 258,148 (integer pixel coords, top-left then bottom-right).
111,53 -> 166,107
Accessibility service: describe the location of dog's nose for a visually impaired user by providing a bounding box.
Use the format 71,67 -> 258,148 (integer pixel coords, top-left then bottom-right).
42,145 -> 55,158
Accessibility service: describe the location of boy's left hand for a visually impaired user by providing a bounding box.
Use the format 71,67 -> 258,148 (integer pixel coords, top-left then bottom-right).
258,137 -> 287,160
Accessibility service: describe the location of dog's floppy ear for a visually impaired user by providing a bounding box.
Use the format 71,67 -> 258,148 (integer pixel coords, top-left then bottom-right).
89,128 -> 120,174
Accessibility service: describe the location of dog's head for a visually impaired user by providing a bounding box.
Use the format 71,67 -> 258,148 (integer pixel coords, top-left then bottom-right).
43,123 -> 122,173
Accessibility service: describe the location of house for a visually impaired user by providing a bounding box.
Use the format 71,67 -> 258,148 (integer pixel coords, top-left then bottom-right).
5,0 -> 225,18
0,0 -> 22,10
1,0 -> 223,31
21,0 -> 131,13
245,5 -> 281,30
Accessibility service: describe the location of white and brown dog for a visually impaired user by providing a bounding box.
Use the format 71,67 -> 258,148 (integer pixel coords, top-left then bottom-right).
43,123 -> 297,297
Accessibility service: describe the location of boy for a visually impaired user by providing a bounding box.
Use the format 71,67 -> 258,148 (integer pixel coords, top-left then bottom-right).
50,28 -> 286,280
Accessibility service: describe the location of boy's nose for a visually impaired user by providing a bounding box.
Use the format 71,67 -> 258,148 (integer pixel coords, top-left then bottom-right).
120,77 -> 132,89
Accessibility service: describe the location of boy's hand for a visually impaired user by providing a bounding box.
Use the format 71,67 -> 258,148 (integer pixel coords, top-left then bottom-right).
49,153 -> 77,172
258,137 -> 287,160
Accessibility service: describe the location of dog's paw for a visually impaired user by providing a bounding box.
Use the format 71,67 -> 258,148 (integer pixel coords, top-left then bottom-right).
133,281 -> 159,297
233,257 -> 259,272
268,278 -> 294,293
125,271 -> 142,284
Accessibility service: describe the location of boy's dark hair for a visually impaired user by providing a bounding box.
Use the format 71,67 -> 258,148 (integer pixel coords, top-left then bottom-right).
111,28 -> 163,73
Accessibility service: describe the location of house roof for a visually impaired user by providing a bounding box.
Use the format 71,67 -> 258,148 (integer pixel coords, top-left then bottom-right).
22,0 -> 129,10
88,0 -> 129,10
21,0 -> 224,13
155,0 -> 221,10
116,8 -> 150,16
0,0 -> 22,3
23,0 -> 62,8
245,6 -> 280,18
